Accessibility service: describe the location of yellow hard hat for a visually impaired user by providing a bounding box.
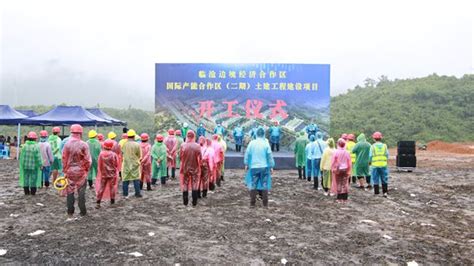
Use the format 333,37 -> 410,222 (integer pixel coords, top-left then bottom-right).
108,131 -> 117,139
88,130 -> 98,138
127,129 -> 137,137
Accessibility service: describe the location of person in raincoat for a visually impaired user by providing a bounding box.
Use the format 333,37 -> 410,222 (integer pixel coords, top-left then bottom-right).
305,123 -> 319,140
218,134 -> 227,182
232,123 -> 244,152
294,131 -> 308,180
39,130 -> 54,188
269,120 -> 282,152
370,132 -> 389,197
179,130 -> 202,206
249,124 -> 258,140
214,122 -> 226,137
181,122 -> 190,138
175,130 -> 184,169
139,133 -> 152,191
19,132 -> 43,195
352,133 -> 372,189
164,129 -> 177,179
151,134 -> 168,185
97,133 -> 105,147
305,132 -> 326,189
121,129 -> 142,198
107,131 -> 122,174
87,130 -> 101,189
346,133 -> 357,184
199,137 -> 214,198
320,138 -> 335,196
49,126 -> 62,184
62,124 -> 91,217
244,127 -> 274,207
118,133 -> 128,148
95,139 -> 119,208
211,134 -> 224,188
196,122 -> 206,139
331,138 -> 352,202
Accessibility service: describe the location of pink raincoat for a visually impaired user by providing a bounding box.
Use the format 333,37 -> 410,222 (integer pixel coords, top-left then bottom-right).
164,135 -> 177,168
95,149 -> 119,201
62,135 -> 92,194
200,138 -> 215,190
211,135 -> 223,184
140,142 -> 152,183
330,141 -> 352,196
179,132 -> 202,192
111,140 -> 122,171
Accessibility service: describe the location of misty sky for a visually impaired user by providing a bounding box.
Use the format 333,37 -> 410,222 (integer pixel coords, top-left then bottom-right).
0,0 -> 473,110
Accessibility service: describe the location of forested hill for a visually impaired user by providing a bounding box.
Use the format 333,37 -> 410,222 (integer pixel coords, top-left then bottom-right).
330,74 -> 474,146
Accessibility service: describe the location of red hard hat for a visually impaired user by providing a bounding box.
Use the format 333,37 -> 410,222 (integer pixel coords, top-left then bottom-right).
103,139 -> 114,150
156,134 -> 164,142
175,130 -> 182,136
122,133 -> 128,139
341,133 -> 348,140
52,127 -> 61,134
348,134 -> 355,141
70,124 -> 83,134
168,129 -> 175,135
40,130 -> 48,138
27,131 -> 38,139
372,131 -> 383,140
140,133 -> 149,141
97,134 -> 104,141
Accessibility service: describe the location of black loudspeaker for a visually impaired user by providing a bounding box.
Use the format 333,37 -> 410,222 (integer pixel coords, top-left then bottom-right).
397,146 -> 416,155
396,154 -> 416,167
398,141 -> 416,148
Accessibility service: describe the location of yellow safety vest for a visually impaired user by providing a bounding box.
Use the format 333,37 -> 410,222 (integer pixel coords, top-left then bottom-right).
371,143 -> 387,167
346,141 -> 356,163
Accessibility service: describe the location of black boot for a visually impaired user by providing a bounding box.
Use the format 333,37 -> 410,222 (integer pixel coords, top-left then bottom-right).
298,167 -> 302,179
88,180 -> 93,188
166,167 -> 169,178
382,184 -> 388,197
111,198 -> 115,205
209,182 -> 215,191
161,176 -> 166,185
202,189 -> 207,198
303,167 -> 306,180
183,191 -> 189,206
313,177 -> 318,190
45,181 -> 50,188
30,187 -> 37,196
147,182 -> 152,191
24,187 -> 30,195
352,176 -> 356,184
271,143 -> 275,152
152,178 -> 157,185
276,143 -> 280,152
374,185 -> 380,195
192,190 -> 198,206
258,190 -> 263,201
197,189 -> 201,198
221,175 -> 224,182
366,176 -> 372,188
216,177 -> 221,187
262,190 -> 269,207
171,168 -> 176,179
140,181 -> 144,190
250,190 -> 257,207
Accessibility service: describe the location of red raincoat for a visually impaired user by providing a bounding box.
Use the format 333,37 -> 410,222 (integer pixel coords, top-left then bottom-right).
200,140 -> 215,190
140,142 -> 152,183
211,139 -> 223,184
179,136 -> 202,192
62,135 -> 92,194
164,135 -> 177,168
95,149 -> 119,201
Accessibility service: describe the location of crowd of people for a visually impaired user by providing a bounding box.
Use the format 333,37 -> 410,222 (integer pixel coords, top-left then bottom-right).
15,122 -> 389,217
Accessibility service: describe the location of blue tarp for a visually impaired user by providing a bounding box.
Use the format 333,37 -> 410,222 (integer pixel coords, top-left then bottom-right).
22,106 -> 111,126
86,108 -> 126,126
16,109 -> 38,117
0,105 -> 28,125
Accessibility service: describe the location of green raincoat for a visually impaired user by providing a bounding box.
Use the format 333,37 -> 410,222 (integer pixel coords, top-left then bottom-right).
175,136 -> 184,168
151,142 -> 167,179
294,132 -> 309,167
122,140 -> 142,181
352,133 -> 372,177
48,134 -> 62,171
19,140 -> 42,188
87,138 -> 102,181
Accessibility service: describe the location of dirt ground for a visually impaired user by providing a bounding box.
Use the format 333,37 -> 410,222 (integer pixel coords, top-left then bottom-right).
0,147 -> 473,264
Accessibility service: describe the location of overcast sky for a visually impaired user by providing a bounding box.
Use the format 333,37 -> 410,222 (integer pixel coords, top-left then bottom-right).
1,0 -> 473,110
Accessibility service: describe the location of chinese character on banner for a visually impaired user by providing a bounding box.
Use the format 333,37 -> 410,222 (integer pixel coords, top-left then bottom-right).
166,82 -> 174,90
269,70 -> 277,78
245,99 -> 264,119
229,71 -> 237,78
279,71 -> 287,78
197,100 -> 214,118
208,71 -> 216,78
219,71 -> 226,78
249,71 -> 257,78
269,100 -> 289,120
198,71 -> 206,78
238,70 -> 247,78
223,100 -> 239,118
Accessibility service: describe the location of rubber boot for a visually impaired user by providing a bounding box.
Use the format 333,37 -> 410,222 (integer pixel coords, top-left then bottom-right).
352,176 -> 357,184
140,181 -> 144,190
250,190 -> 257,207
313,177 -> 318,190
298,167 -> 302,179
303,167 -> 306,180
110,198 -> 115,205
382,184 -> 388,197
30,187 -> 37,196
161,176 -> 166,185
88,180 -> 93,189
197,189 -> 201,198
95,200 -> 101,209
202,189 -> 208,198
166,167 -> 169,178
24,187 -> 30,195
146,182 -> 152,191
209,182 -> 215,191
276,143 -> 280,152
183,191 -> 189,206
258,190 -> 263,201
171,168 -> 176,179
374,184 -> 380,195
271,143 -> 275,152
216,177 -> 221,187
366,176 -> 372,188
192,190 -> 198,206
262,190 -> 269,207
151,178 -> 157,185
45,181 -> 50,188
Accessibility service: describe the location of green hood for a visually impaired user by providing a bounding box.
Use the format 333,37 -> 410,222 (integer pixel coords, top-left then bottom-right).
357,133 -> 367,143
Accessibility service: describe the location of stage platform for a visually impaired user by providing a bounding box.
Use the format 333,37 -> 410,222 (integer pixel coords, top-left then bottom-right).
224,151 -> 295,170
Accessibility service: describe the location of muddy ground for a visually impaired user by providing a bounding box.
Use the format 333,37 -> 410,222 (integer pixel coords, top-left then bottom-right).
0,149 -> 473,264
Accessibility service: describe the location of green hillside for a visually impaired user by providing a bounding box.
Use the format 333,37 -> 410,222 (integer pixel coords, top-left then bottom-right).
330,74 -> 474,146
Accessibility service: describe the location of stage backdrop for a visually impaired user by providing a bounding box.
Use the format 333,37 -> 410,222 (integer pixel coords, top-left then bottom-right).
155,63 -> 330,151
